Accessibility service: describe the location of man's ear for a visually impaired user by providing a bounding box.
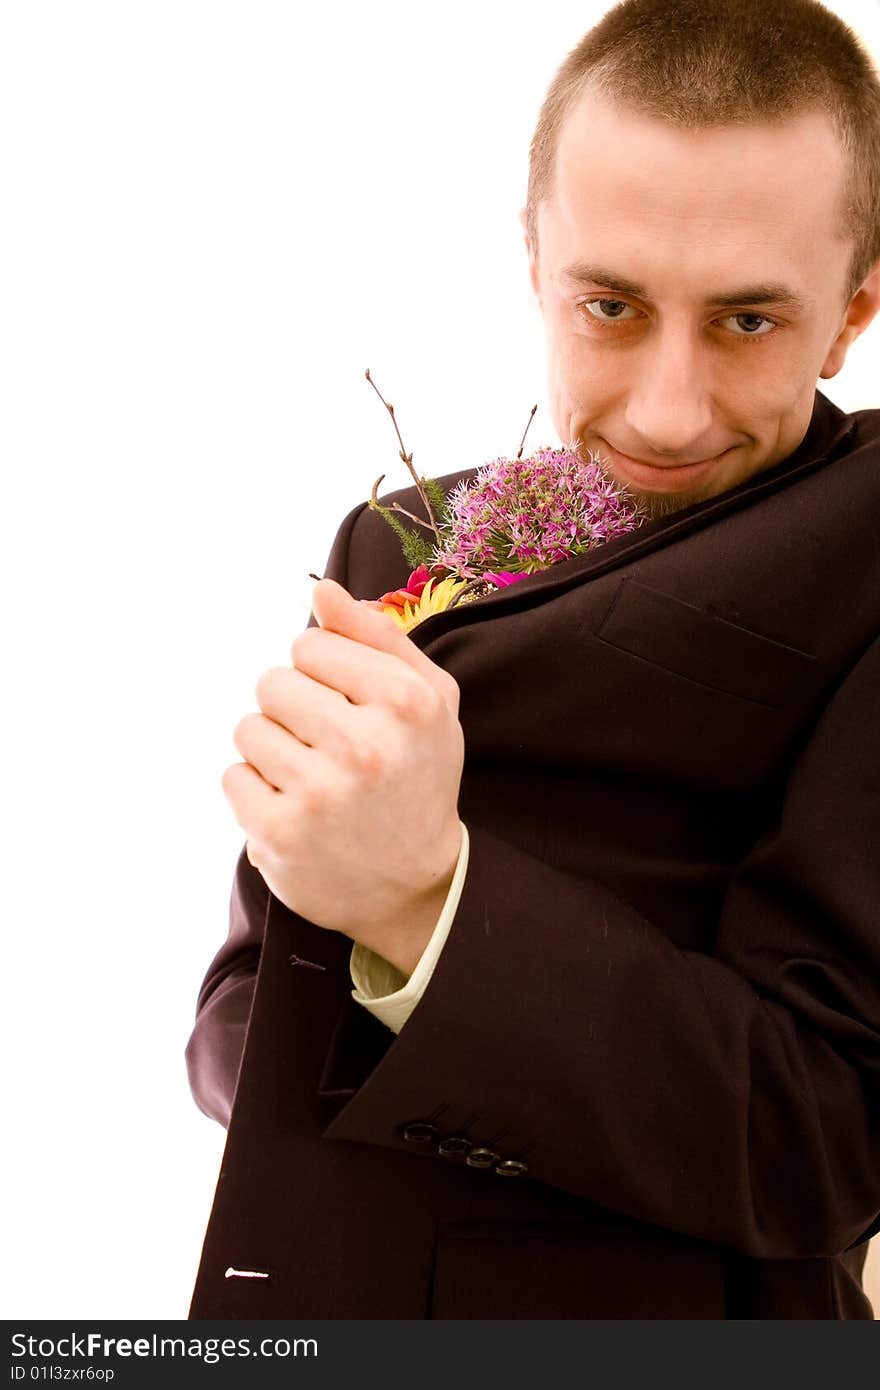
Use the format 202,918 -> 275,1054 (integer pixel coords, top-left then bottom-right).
819,256 -> 880,379
519,206 -> 542,306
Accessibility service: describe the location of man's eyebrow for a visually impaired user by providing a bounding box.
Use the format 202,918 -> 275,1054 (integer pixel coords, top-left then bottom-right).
559,262 -> 812,313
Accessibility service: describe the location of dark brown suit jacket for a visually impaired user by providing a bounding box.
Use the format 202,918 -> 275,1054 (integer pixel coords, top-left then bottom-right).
186,389 -> 880,1318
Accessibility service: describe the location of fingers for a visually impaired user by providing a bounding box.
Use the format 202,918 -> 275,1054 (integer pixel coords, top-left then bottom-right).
310,578 -> 404,652
311,577 -> 454,688
290,628 -> 429,712
221,758 -> 280,831
255,664 -> 350,739
225,574 -> 463,828
307,578 -> 461,712
242,668 -> 382,791
231,711 -> 310,794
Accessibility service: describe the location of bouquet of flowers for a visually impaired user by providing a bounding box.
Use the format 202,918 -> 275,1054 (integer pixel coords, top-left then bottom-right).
321,371 -> 648,634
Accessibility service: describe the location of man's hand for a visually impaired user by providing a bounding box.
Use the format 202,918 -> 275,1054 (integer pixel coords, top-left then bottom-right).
222,577 -> 465,976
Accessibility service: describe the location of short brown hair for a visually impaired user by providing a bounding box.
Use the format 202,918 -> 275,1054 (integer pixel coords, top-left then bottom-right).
526,0 -> 880,306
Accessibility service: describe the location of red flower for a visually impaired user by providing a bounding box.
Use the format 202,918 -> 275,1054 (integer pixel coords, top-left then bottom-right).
374,564 -> 435,614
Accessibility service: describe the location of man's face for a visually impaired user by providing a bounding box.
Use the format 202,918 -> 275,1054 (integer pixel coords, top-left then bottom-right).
524,88 -> 877,518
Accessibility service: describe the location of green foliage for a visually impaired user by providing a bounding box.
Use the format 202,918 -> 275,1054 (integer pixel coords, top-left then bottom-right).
367,499 -> 434,570
421,475 -> 451,531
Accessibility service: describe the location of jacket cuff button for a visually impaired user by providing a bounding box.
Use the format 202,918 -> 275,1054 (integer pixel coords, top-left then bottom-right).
465,1147 -> 500,1169
437,1136 -> 472,1158
495,1159 -> 529,1178
400,1122 -> 441,1144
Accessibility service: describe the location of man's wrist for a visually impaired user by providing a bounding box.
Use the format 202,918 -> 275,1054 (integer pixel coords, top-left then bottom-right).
357,821 -> 463,977
365,880 -> 455,978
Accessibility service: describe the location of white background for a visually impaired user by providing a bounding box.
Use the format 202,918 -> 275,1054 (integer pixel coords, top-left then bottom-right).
3,0 -> 879,1319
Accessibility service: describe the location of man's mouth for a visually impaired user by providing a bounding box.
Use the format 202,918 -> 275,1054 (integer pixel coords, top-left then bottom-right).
598,442 -> 734,491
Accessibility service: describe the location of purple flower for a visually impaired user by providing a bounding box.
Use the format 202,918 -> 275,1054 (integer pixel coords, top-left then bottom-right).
432,447 -> 645,580
481,571 -> 531,588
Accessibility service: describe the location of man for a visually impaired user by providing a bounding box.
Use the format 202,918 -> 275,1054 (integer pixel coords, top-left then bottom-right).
186,0 -> 880,1318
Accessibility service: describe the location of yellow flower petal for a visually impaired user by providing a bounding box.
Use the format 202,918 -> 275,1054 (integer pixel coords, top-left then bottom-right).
380,575 -> 471,633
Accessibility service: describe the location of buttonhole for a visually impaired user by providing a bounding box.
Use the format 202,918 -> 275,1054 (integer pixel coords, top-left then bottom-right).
288,953 -> 327,971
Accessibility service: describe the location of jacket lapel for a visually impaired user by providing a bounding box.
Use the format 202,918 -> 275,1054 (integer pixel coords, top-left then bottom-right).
406,390 -> 855,654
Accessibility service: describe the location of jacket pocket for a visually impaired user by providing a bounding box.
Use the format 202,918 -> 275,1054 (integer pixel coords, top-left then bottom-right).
429,1217 -> 727,1319
596,577 -> 820,707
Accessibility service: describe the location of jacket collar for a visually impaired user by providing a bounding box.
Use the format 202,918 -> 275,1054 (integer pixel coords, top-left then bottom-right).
408,389 -> 855,652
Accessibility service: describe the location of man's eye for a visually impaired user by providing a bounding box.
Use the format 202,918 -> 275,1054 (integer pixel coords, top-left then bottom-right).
721,313 -> 776,337
582,298 -> 640,322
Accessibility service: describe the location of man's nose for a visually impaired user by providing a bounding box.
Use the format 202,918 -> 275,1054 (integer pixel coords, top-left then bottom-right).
624,328 -> 714,455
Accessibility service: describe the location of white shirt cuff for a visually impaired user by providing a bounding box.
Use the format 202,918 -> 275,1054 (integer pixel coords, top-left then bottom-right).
349,820 -> 470,1034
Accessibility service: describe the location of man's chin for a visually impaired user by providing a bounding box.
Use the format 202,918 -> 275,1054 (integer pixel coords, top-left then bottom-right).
617,480 -> 712,522
576,441 -> 720,521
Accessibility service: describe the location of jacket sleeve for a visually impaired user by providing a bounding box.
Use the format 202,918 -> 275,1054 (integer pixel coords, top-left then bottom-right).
321,630 -> 880,1261
184,497 -> 368,1127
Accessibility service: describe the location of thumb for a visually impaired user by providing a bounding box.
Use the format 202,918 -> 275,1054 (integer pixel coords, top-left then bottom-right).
309,577 -> 456,704
310,577 -> 396,637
